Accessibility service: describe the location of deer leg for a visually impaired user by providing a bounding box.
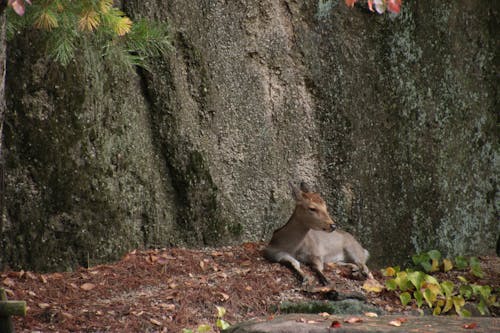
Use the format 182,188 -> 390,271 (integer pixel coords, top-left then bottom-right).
268,250 -> 312,284
282,257 -> 313,285
360,263 -> 373,279
344,248 -> 372,279
309,257 -> 331,286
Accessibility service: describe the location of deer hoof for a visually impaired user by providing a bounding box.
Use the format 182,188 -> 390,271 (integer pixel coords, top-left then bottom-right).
301,275 -> 314,286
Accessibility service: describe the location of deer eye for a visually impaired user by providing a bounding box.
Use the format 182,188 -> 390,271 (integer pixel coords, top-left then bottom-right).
308,207 -> 317,212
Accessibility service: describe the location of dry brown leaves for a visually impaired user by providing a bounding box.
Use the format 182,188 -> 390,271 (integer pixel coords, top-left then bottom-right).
2,245 -> 498,332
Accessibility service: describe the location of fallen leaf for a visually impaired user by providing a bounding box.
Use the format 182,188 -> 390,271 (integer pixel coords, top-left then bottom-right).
241,260 -> 252,266
160,254 -> 175,260
362,278 -> 384,293
150,318 -> 162,326
242,242 -> 258,251
463,322 -> 477,329
79,273 -> 90,280
389,320 -> 402,327
197,324 -> 212,332
146,254 -> 158,263
396,317 -> 408,323
245,285 -> 253,291
159,303 -> 175,311
318,312 -> 330,317
331,320 -> 342,328
157,254 -> 174,264
4,288 -> 15,297
40,275 -> 48,284
364,312 -> 378,317
25,271 -> 37,280
132,311 -> 144,317
38,303 -> 50,309
305,284 -> 336,295
80,283 -> 96,291
344,317 -> 363,324
2,277 -> 15,288
47,272 -> 63,280
218,292 -> 230,301
61,312 -> 74,319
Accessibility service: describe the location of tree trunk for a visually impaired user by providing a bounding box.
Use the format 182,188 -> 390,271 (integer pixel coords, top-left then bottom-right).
1,0 -> 498,271
0,2 -> 6,241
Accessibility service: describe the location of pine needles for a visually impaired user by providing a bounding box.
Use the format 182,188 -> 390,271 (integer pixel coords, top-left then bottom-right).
6,0 -> 171,69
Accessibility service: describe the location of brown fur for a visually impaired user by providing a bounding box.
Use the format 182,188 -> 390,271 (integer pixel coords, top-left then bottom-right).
264,182 -> 371,285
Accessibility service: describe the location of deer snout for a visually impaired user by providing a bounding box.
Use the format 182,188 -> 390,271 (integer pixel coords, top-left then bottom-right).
329,223 -> 337,232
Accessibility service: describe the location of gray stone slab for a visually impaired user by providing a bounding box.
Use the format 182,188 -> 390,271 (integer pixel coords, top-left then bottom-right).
224,313 -> 500,333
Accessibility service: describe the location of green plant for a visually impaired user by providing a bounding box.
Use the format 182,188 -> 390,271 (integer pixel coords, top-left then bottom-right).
6,0 -> 171,68
182,306 -> 230,333
411,250 -> 484,278
382,251 -> 499,316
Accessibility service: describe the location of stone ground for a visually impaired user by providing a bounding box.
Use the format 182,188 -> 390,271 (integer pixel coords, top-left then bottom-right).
225,313 -> 500,333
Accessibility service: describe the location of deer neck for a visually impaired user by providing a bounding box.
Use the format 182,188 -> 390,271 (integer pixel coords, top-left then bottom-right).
271,209 -> 310,245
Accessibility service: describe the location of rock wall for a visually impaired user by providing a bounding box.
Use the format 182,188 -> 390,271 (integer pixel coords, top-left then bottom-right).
1,0 -> 497,270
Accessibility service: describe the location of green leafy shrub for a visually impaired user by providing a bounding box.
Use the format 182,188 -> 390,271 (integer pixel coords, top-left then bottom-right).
382,250 -> 499,316
412,250 -> 484,278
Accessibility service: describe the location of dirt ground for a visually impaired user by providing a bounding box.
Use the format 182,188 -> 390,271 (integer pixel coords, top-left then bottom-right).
1,243 -> 499,332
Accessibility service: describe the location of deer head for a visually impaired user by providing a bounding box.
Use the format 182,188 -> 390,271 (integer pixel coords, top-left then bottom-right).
290,182 -> 336,232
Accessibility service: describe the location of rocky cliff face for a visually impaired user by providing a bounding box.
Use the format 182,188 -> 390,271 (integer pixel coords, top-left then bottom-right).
1,0 -> 497,271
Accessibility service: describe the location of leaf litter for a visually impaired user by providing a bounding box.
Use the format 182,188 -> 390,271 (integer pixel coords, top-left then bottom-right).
1,243 -> 498,332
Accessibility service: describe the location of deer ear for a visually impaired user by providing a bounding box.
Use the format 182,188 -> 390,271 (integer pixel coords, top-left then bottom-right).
289,182 -> 303,201
299,181 -> 311,193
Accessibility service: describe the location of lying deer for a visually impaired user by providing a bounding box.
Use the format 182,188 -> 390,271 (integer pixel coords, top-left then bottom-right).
264,182 -> 372,285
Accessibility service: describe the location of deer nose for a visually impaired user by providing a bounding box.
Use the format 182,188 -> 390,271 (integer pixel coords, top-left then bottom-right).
330,224 -> 337,232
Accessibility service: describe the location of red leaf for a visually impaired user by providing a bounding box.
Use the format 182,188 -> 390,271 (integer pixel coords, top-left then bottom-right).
8,0 -> 31,16
368,0 -> 374,11
345,0 -> 357,8
387,0 -> 402,14
463,322 -> 478,329
331,320 -> 342,328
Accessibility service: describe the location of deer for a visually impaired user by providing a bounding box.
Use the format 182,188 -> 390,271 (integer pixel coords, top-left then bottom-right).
263,182 -> 372,286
